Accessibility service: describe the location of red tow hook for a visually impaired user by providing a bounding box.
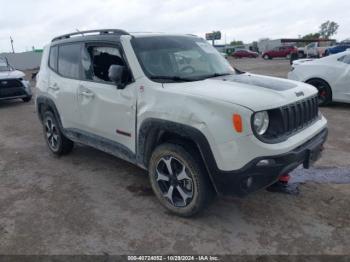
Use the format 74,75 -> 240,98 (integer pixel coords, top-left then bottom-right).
266,173 -> 299,195
279,173 -> 290,183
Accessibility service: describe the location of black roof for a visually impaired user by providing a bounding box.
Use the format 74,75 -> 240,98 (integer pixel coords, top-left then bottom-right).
51,29 -> 130,45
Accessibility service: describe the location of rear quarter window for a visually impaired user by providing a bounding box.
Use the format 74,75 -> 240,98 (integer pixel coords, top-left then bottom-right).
58,43 -> 81,79
49,46 -> 58,71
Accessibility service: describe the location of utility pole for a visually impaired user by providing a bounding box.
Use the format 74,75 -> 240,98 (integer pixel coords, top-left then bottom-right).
212,31 -> 215,46
10,36 -> 14,53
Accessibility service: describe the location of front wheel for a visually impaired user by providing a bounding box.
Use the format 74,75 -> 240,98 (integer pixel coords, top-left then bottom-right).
306,79 -> 332,106
263,54 -> 269,60
148,143 -> 214,217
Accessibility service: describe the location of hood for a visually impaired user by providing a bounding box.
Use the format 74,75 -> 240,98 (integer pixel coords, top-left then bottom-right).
0,70 -> 25,79
292,58 -> 317,65
164,73 -> 317,111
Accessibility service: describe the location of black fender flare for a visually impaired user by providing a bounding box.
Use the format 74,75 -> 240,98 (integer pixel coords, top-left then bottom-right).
36,96 -> 63,128
137,118 -> 220,181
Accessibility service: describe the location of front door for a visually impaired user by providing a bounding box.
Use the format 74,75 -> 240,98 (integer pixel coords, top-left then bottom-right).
334,54 -> 350,102
77,43 -> 137,153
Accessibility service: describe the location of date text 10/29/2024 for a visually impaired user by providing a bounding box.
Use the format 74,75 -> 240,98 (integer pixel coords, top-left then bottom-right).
127,255 -> 220,261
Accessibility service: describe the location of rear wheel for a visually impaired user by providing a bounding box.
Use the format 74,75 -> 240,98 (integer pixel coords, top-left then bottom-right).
42,111 -> 74,155
263,54 -> 270,60
306,79 -> 332,106
148,143 -> 214,217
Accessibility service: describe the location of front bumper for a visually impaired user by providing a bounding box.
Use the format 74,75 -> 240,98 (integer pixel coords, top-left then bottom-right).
0,79 -> 31,100
211,128 -> 328,196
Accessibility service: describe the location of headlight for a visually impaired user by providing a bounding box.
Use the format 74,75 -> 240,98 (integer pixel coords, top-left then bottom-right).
253,111 -> 269,135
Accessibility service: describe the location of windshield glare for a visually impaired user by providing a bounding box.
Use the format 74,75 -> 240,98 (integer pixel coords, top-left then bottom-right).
0,58 -> 11,72
132,36 -> 234,82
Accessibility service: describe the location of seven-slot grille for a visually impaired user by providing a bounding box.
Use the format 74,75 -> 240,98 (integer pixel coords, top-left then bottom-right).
280,95 -> 319,134
0,79 -> 23,88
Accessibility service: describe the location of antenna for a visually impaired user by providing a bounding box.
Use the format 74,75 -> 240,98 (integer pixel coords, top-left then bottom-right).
76,29 -> 85,36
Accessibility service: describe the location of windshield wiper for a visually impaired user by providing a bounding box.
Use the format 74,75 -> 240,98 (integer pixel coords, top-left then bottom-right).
201,73 -> 233,79
150,75 -> 196,82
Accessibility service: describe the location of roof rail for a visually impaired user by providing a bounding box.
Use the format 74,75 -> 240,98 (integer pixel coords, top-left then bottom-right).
52,29 -> 130,42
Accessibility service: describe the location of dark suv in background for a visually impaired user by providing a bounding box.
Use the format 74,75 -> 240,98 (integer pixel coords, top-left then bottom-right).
0,57 -> 32,102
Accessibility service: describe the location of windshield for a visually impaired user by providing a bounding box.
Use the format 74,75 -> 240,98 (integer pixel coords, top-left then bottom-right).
131,36 -> 235,82
0,57 -> 11,72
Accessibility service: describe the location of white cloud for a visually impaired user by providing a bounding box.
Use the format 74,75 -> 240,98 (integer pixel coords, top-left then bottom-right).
0,0 -> 349,52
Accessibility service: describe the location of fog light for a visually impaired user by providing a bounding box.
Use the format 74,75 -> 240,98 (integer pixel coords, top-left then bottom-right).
256,159 -> 275,167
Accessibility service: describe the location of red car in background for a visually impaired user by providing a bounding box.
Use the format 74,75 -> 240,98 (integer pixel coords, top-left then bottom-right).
262,45 -> 297,59
232,49 -> 259,58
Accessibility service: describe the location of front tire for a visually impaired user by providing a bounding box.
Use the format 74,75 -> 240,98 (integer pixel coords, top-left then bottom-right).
306,79 -> 332,106
148,143 -> 214,217
263,54 -> 269,60
42,111 -> 74,155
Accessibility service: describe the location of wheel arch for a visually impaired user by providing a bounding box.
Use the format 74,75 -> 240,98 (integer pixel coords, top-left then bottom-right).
137,118 -> 220,192
305,77 -> 333,97
36,96 -> 63,127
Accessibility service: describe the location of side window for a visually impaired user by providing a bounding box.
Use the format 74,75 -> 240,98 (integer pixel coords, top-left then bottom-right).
49,46 -> 58,72
340,55 -> 350,64
82,45 -> 128,82
58,43 -> 81,79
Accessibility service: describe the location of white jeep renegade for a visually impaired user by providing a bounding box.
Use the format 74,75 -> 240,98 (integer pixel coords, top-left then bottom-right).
36,29 -> 328,216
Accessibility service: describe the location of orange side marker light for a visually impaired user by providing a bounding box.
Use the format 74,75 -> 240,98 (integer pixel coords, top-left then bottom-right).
233,114 -> 243,133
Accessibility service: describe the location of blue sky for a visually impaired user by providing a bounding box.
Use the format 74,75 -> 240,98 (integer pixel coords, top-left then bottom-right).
0,0 -> 349,52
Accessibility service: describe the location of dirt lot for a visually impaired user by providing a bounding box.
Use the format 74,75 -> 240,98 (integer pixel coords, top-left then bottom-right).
0,58 -> 349,255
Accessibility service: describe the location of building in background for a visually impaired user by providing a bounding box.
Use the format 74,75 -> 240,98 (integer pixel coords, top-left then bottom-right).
0,50 -> 42,70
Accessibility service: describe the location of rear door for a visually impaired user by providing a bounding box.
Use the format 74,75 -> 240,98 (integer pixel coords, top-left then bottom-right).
271,47 -> 279,57
279,46 -> 287,57
48,43 -> 81,129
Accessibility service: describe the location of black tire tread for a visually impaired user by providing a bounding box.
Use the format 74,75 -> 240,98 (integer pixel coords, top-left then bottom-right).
43,111 -> 74,155
149,143 -> 214,217
306,78 -> 332,106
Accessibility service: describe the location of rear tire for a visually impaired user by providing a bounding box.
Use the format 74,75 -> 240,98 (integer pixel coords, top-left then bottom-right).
42,111 -> 74,155
306,79 -> 332,106
148,143 -> 214,217
263,54 -> 270,60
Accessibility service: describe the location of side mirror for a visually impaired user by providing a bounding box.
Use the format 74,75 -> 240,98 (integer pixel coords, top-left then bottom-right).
108,64 -> 126,89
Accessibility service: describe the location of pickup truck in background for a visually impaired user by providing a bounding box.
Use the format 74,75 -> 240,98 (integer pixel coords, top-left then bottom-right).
303,42 -> 333,58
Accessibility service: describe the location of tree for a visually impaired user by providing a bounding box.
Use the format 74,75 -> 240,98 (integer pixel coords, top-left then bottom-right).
319,21 -> 339,39
301,33 -> 320,40
230,40 -> 244,46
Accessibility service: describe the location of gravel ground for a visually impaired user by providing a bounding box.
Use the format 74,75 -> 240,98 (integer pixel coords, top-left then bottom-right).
0,59 -> 349,255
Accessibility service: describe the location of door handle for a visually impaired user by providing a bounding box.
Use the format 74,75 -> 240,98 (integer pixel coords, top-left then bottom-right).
49,83 -> 60,91
80,90 -> 94,98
